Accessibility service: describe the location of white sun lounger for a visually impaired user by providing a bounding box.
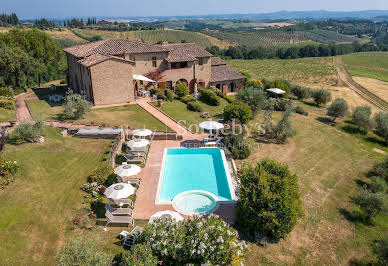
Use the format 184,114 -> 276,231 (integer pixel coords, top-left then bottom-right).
105,211 -> 134,227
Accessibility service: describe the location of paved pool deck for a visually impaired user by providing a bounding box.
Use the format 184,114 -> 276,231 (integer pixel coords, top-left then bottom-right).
127,139 -> 236,224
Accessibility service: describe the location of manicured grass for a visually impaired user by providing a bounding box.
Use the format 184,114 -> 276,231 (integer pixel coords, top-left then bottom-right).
228,57 -> 337,86
0,107 -> 16,122
242,112 -> 387,265
0,128 -> 111,265
27,99 -> 171,131
151,98 -> 229,130
342,52 -> 388,82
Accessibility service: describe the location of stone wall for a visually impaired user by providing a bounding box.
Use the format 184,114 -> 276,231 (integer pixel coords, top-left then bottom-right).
90,60 -> 134,105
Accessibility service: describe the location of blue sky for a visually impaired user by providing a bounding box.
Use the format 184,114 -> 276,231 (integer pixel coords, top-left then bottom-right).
2,0 -> 388,19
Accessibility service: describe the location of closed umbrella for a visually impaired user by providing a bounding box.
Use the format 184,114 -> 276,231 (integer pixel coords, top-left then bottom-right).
127,139 -> 150,149
104,183 -> 136,199
132,129 -> 152,137
148,210 -> 184,224
114,164 -> 141,177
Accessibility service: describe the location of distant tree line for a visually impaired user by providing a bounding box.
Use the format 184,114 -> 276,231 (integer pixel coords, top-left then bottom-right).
0,13 -> 19,26
207,42 -> 388,60
34,18 -> 56,29
0,28 -> 66,89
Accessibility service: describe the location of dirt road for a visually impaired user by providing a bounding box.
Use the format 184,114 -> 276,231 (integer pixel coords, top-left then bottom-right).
334,57 -> 388,111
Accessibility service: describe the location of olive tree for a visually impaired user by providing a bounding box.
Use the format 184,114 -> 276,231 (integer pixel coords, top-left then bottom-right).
327,98 -> 348,122
354,188 -> 387,221
312,88 -> 331,106
352,105 -> 373,132
57,237 -> 112,266
375,112 -> 388,144
62,90 -> 92,120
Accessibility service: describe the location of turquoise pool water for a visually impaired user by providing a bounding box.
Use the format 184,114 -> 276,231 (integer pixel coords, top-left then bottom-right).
159,148 -> 232,202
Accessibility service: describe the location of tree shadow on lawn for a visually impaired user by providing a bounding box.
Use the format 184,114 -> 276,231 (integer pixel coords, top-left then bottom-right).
301,100 -> 319,108
338,208 -> 373,225
316,116 -> 335,126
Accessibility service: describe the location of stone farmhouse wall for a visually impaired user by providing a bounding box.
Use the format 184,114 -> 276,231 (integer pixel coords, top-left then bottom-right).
90,60 -> 134,105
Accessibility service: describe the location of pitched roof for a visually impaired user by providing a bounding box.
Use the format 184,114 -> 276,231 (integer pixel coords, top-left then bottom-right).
211,57 -> 226,66
157,43 -> 212,62
64,39 -> 169,58
211,64 -> 245,83
77,54 -> 133,68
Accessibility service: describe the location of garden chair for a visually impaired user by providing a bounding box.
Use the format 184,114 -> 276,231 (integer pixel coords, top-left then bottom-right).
126,147 -> 146,157
105,203 -> 132,216
124,155 -> 145,164
119,225 -> 143,241
109,198 -> 134,208
122,226 -> 143,248
105,211 -> 134,227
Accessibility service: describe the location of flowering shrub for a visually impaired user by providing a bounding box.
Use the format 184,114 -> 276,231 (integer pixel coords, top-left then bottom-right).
80,182 -> 105,197
139,214 -> 246,265
0,159 -> 19,189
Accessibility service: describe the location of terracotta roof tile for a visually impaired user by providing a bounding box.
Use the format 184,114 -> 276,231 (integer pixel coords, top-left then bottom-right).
211,57 -> 226,66
157,43 -> 212,62
77,54 -> 133,68
210,64 -> 245,83
64,39 -> 169,57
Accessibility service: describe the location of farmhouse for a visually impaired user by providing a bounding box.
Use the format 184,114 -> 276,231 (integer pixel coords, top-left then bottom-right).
64,39 -> 245,105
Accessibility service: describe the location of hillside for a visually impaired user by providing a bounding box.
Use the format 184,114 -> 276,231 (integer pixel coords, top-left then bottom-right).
72,28 -> 230,48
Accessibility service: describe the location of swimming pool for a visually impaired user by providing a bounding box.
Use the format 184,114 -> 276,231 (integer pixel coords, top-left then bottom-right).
157,148 -> 234,206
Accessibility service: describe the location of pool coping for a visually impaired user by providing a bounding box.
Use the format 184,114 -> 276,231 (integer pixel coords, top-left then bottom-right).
155,147 -> 237,207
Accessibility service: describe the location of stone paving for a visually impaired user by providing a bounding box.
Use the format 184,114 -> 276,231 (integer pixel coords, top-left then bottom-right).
138,102 -> 194,137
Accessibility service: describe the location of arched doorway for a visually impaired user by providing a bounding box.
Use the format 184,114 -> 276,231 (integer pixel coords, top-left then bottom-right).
176,79 -> 188,86
189,79 -> 197,93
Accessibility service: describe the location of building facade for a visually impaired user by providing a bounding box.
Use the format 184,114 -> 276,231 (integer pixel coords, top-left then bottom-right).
64,39 -> 245,105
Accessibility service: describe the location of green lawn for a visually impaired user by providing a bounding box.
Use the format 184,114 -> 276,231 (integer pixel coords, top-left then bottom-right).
242,112 -> 387,265
0,107 -> 16,122
151,98 -> 229,130
228,57 -> 337,86
342,52 -> 388,82
0,128 -> 111,265
27,99 -> 171,131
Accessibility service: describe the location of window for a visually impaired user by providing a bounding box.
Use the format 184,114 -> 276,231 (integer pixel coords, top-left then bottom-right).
152,56 -> 157,67
130,55 -> 136,66
198,58 -> 203,65
166,81 -> 172,89
171,62 -> 188,69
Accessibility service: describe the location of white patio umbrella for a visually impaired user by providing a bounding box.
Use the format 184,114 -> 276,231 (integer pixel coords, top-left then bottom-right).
132,129 -> 152,138
104,183 -> 136,199
127,139 -> 150,149
199,121 -> 224,131
194,83 -> 198,95
114,164 -> 141,177
148,210 -> 184,224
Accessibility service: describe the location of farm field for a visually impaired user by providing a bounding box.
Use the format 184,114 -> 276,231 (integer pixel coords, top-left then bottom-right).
205,29 -> 357,48
206,31 -> 309,49
43,28 -> 87,43
228,57 -> 337,86
353,76 -> 388,103
342,52 -> 388,82
150,98 -> 229,130
27,99 -> 171,131
242,112 -> 387,265
73,29 -> 222,48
